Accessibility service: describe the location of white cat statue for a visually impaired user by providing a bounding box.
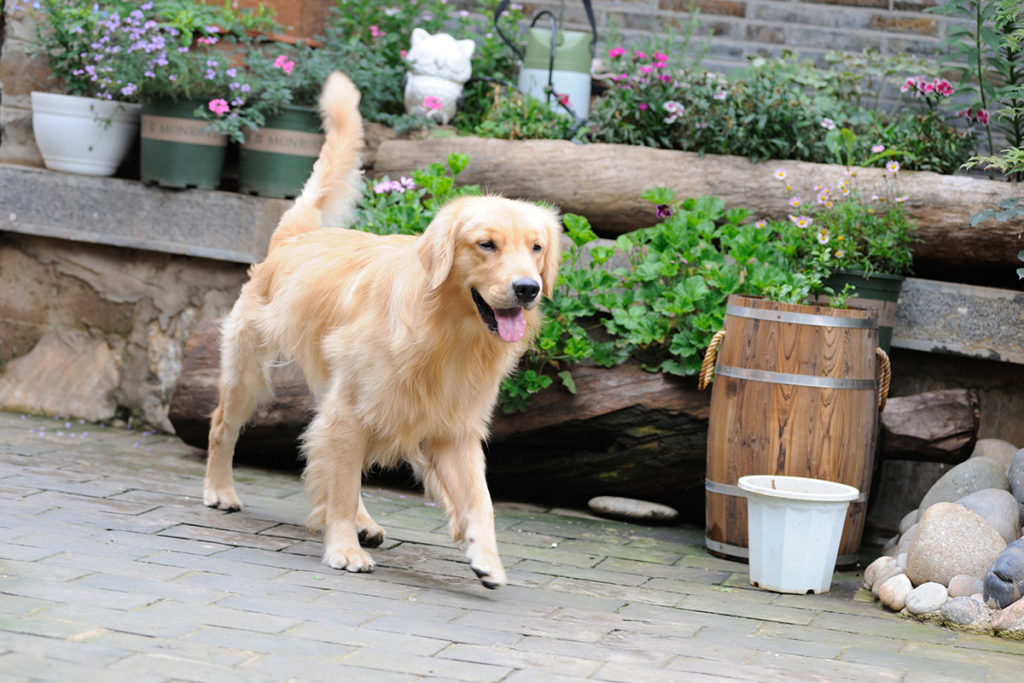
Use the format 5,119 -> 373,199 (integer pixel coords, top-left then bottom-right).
403,27 -> 475,125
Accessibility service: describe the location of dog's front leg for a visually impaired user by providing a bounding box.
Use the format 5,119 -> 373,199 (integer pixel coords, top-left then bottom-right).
422,436 -> 506,589
303,412 -> 375,573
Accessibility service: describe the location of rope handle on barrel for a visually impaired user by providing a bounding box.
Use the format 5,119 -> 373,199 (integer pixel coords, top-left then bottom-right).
876,347 -> 891,412
698,329 -> 726,391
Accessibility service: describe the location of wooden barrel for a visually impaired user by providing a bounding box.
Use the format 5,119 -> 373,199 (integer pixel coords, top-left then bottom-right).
701,295 -> 888,565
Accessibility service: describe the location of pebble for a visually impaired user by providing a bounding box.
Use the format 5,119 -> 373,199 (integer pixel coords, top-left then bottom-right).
1009,448 -> 1024,520
872,561 -> 905,597
984,538 -> 1024,609
586,496 -> 679,524
948,574 -> 985,598
955,488 -> 1021,544
906,502 -> 1006,586
971,438 -> 1019,473
917,457 -> 1009,521
864,555 -> 895,589
941,596 -> 992,631
906,581 -> 949,615
878,573 -> 912,612
991,595 -> 1024,639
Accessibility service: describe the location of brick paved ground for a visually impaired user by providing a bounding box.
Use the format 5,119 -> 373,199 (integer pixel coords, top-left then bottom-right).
1,411 -> 1022,682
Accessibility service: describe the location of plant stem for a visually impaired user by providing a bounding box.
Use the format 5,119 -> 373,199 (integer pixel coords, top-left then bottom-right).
976,0 -> 996,155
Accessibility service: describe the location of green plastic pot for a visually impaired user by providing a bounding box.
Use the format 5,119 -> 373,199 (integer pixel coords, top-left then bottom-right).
140,99 -> 226,190
239,105 -> 324,199
823,269 -> 905,353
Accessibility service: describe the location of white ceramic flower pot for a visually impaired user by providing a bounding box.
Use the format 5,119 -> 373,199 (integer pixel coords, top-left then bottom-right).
31,92 -> 141,176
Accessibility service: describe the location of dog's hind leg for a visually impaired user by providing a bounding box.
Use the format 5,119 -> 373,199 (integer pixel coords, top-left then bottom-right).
303,406 -> 376,572
204,311 -> 274,511
421,436 -> 507,589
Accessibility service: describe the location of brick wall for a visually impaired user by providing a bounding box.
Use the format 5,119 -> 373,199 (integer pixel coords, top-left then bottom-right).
519,0 -> 949,73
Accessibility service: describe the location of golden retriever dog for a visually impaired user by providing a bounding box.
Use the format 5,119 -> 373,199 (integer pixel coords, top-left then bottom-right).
202,72 -> 562,589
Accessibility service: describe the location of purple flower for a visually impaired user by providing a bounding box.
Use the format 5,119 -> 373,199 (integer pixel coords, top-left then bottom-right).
655,204 -> 673,219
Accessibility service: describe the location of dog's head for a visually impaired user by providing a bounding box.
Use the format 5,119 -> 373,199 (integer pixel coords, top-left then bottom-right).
418,196 -> 562,343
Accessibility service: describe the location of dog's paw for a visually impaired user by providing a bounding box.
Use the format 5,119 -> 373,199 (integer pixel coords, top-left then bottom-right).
323,546 -> 375,573
468,548 -> 507,589
203,486 -> 242,512
358,525 -> 386,548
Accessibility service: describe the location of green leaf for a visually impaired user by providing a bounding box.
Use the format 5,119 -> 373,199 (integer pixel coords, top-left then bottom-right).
563,214 -> 598,247
642,187 -> 675,205
447,153 -> 469,176
557,370 -> 577,394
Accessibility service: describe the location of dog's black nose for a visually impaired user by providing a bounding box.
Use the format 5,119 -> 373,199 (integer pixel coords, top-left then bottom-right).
513,278 -> 540,304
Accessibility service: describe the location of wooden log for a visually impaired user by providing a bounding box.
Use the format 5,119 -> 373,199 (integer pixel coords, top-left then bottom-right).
879,388 -> 979,463
168,318 -> 712,509
373,136 -> 1024,273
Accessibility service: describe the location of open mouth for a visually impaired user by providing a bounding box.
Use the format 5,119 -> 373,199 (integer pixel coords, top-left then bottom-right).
471,288 -> 527,342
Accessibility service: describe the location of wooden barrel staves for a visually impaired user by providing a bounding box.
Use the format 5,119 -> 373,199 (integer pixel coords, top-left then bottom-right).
699,295 -> 890,565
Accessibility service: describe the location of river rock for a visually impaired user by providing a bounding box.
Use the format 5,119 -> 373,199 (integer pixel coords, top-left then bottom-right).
872,561 -> 906,596
971,438 -> 1018,472
941,596 -> 993,632
956,488 -> 1021,544
917,458 -> 1010,522
948,574 -> 985,598
991,596 -> 1024,639
878,573 -> 912,611
587,496 -> 679,524
898,523 -> 918,556
984,538 -> 1024,609
864,555 -> 895,589
906,581 -> 949,615
906,502 -> 1006,586
899,509 -> 918,535
1009,448 -> 1024,519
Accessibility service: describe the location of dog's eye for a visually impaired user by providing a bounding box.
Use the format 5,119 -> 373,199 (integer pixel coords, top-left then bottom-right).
532,243 -> 543,253
478,240 -> 497,252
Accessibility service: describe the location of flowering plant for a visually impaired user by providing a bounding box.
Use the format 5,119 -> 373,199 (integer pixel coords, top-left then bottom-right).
759,164 -> 916,277
22,0 -> 270,103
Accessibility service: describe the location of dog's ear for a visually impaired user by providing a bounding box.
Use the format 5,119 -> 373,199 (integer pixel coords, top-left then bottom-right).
541,212 -> 564,298
418,201 -> 461,291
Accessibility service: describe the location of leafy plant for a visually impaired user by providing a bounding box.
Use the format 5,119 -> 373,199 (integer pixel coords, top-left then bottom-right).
472,87 -> 580,140
764,164 -> 916,276
928,0 -> 1024,163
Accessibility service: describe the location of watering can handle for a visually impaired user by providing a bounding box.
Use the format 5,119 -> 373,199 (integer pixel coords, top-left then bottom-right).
493,0 -> 598,61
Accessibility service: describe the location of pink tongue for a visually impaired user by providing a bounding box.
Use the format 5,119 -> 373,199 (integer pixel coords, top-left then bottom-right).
495,308 -> 526,342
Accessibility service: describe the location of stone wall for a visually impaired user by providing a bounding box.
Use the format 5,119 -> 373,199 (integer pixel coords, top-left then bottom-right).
0,232 -> 247,431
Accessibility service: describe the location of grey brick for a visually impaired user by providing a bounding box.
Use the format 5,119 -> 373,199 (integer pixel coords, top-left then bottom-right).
288,620 -> 449,656
362,614 -> 523,648
438,642 -> 602,678
340,646 -> 513,681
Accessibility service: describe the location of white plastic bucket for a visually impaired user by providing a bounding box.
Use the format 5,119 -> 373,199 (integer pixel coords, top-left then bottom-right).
737,475 -> 859,594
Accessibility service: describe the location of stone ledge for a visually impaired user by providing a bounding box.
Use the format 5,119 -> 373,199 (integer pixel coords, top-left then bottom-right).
2,162 -> 1022,366
0,162 -> 288,264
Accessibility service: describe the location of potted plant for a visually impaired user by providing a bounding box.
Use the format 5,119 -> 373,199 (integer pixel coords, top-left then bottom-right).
759,160 -> 916,352
24,0 -> 143,176
226,41 -> 336,199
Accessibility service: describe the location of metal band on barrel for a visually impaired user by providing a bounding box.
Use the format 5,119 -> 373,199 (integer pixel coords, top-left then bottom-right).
714,364 -> 876,390
725,303 -> 876,329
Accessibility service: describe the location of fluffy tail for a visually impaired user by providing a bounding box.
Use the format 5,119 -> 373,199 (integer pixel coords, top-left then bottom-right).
268,72 -> 364,252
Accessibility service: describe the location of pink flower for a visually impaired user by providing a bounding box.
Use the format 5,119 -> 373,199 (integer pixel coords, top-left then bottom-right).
653,51 -> 668,63
634,50 -> 648,59
208,98 -> 229,116
871,144 -> 885,153
558,93 -> 570,106
370,24 -> 385,38
273,55 -> 295,74
820,118 -> 835,130
886,161 -> 901,175
977,109 -> 990,125
638,102 -> 648,111
608,47 -> 626,59
639,65 -> 653,74
423,95 -> 443,111
934,79 -> 954,96
400,49 -> 407,59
